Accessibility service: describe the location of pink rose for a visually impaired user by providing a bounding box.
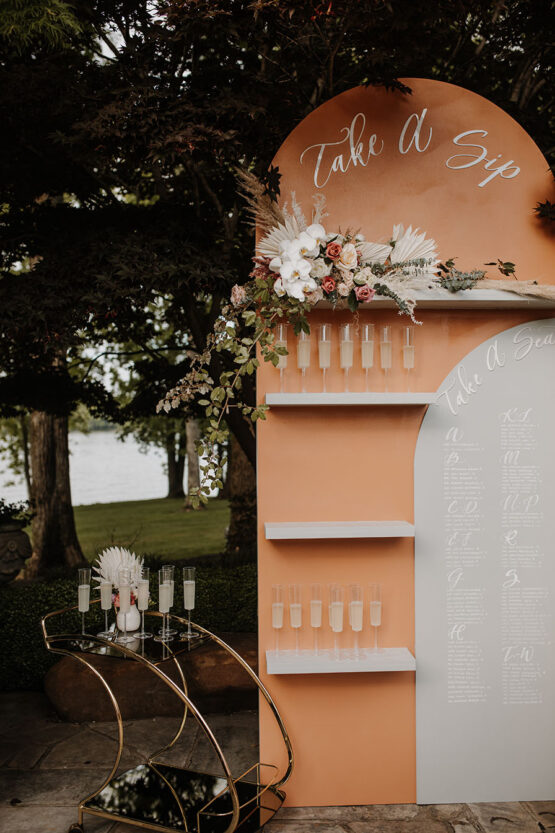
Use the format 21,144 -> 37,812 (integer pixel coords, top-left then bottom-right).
326,241 -> 343,260
322,275 -> 336,294
355,285 -> 376,303
231,284 -> 247,306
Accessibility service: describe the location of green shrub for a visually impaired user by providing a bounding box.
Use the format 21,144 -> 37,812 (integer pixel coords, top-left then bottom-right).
0,564 -> 257,691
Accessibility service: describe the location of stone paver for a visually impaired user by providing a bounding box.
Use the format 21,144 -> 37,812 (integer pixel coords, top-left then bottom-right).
1,692 -> 553,833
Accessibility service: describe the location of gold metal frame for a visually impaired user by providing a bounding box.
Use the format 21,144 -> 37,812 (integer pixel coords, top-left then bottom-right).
41,602 -> 293,833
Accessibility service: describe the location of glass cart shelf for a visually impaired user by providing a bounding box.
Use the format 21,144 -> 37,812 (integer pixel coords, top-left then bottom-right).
264,521 -> 414,540
265,392 -> 437,406
266,647 -> 415,674
41,604 -> 293,833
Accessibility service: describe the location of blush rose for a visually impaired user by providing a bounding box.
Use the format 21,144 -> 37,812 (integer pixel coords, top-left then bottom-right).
326,241 -> 342,260
322,275 -> 336,294
355,285 -> 376,303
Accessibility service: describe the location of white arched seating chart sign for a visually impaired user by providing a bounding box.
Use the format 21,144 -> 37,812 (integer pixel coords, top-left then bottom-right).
415,318 -> 555,803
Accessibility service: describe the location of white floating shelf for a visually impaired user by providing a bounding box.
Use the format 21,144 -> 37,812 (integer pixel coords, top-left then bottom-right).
266,647 -> 416,675
265,392 -> 437,406
264,521 -> 414,540
317,288 -> 555,310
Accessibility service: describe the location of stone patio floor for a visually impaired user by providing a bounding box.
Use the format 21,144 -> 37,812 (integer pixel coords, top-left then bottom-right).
1,692 -> 554,833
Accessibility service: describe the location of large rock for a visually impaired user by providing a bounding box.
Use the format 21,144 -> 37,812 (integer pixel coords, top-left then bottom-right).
44,633 -> 258,722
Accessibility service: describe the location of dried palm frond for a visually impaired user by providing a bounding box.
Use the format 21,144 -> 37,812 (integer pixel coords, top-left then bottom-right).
236,168 -> 285,233
257,215 -> 301,259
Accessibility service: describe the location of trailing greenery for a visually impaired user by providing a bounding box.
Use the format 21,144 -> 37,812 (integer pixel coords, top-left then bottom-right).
0,563 -> 257,691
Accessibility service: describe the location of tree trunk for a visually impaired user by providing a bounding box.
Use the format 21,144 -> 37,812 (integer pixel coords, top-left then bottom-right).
27,411 -> 86,576
218,439 -> 231,500
224,434 -> 257,565
166,430 -> 185,498
20,412 -> 32,500
184,418 -> 201,509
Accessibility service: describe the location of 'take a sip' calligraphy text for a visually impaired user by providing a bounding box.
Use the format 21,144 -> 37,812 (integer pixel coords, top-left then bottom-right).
300,109 -> 520,189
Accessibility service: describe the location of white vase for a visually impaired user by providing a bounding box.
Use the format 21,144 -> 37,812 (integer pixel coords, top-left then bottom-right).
116,603 -> 141,633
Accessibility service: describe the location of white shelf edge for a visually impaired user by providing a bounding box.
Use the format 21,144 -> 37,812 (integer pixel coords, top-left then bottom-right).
266,647 -> 415,674
315,288 -> 555,310
265,392 -> 437,406
264,520 -> 414,540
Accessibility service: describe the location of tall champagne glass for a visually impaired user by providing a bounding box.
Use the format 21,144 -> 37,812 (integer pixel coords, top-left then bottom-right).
289,584 -> 302,655
310,583 -> 323,655
275,323 -> 288,393
369,582 -> 382,652
155,566 -> 172,642
97,579 -> 112,638
329,584 -> 344,658
297,331 -> 311,392
340,324 -> 354,391
349,584 -> 364,658
403,326 -> 414,390
318,324 -> 332,392
361,323 -> 375,392
182,566 -> 200,640
380,326 -> 392,391
116,568 -> 134,644
160,564 -> 177,637
136,567 -> 152,639
272,585 -> 284,654
78,568 -> 91,644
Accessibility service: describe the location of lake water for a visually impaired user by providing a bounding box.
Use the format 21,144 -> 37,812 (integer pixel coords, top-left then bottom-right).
1,431 -> 170,506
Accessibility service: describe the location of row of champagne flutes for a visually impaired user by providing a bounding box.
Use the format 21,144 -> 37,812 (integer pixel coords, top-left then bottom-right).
77,565 -> 199,646
271,582 -> 383,660
274,323 -> 415,392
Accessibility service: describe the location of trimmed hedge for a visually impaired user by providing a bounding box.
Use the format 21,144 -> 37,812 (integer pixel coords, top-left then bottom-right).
0,563 -> 257,691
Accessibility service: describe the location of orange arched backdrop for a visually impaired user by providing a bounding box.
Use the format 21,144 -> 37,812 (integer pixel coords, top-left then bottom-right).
256,80 -> 554,807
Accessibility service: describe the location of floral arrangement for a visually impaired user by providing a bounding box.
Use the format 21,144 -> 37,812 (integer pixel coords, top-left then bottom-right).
158,171 -> 551,505
92,546 -> 143,591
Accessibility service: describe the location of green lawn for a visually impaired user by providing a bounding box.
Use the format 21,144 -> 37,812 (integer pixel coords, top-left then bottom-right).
73,498 -> 230,562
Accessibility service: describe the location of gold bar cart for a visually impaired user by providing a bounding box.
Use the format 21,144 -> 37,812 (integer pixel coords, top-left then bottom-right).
41,604 -> 293,833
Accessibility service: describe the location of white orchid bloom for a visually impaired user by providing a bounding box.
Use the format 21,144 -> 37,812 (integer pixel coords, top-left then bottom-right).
273,277 -> 286,297
280,257 -> 312,282
306,223 -> 326,247
282,275 -> 317,302
269,256 -> 282,273
288,231 -> 319,258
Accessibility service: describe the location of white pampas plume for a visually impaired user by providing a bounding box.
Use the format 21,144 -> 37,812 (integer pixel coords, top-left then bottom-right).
93,546 -> 144,591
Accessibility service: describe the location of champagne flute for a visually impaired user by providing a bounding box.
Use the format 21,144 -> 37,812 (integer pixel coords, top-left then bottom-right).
369,583 -> 382,652
380,326 -> 392,391
272,585 -> 284,655
329,584 -> 344,658
136,567 -> 152,640
361,323 -> 374,392
182,566 -> 200,640
161,564 -> 177,637
155,566 -> 172,642
318,324 -> 332,392
310,583 -> 323,655
117,568 -> 134,644
97,579 -> 113,639
403,326 -> 415,390
349,584 -> 364,658
275,323 -> 288,393
289,584 -> 302,655
340,323 -> 354,392
297,331 -> 311,392
78,568 -> 91,646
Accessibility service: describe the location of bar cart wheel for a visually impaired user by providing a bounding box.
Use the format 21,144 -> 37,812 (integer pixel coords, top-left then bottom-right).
68,824 -> 84,832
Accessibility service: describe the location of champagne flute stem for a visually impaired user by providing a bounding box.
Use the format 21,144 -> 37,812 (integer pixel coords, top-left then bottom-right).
295,629 -> 300,655
384,368 -> 388,392
301,367 -> 306,393
354,631 -> 359,657
334,634 -> 339,658
187,613 -> 192,639
280,367 -> 284,393
314,629 -> 318,656
124,613 -> 127,643
82,612 -> 85,637
141,610 -> 145,635
275,630 -> 279,654
322,367 -> 326,393
344,367 -> 349,392
365,367 -> 369,392
374,626 -> 378,651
